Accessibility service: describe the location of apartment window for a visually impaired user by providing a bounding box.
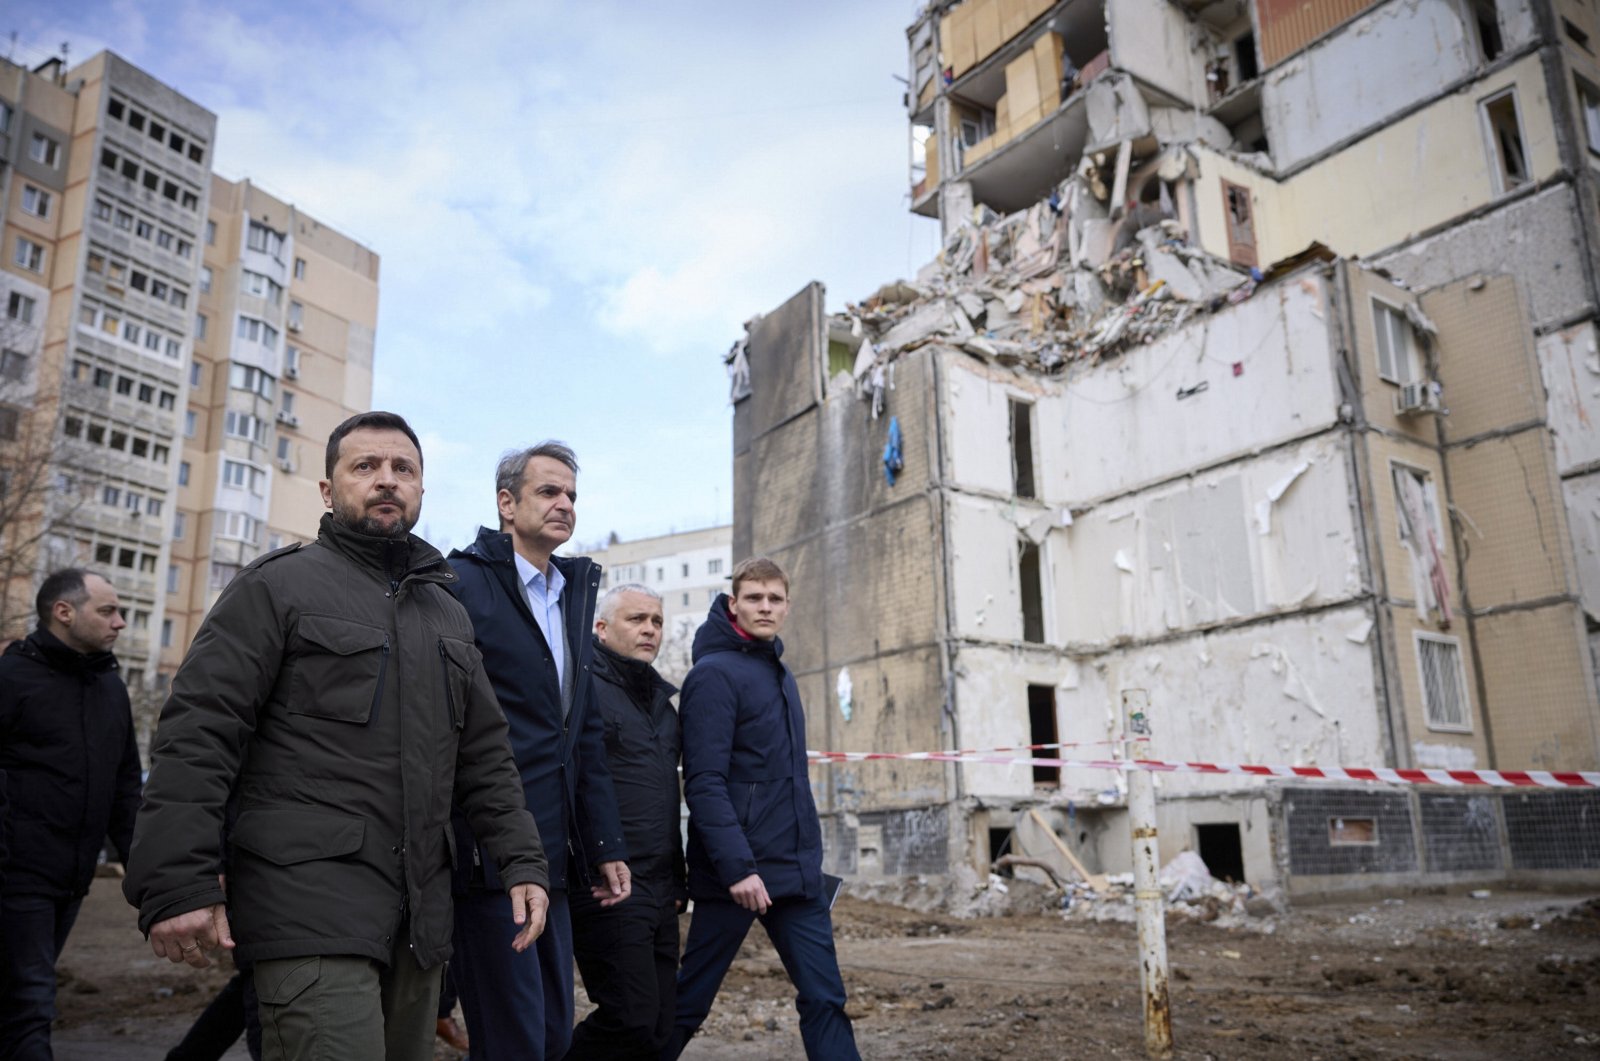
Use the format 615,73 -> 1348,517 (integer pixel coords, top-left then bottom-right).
210,561 -> 241,590
185,410 -> 197,438
115,210 -> 133,231
681,562 -> 690,577
708,558 -> 723,575
205,220 -> 217,246
167,564 -> 180,593
1009,399 -> 1036,499
277,435 -> 292,461
1027,685 -> 1059,786
130,437 -> 149,458
28,132 -> 60,167
108,99 -> 125,120
121,158 -> 138,180
1018,540 -> 1045,643
1371,299 -> 1420,385
284,345 -> 301,376
1578,77 -> 1600,154
176,239 -> 193,259
294,257 -> 307,280
93,199 -> 114,222
199,266 -> 213,294
243,271 -> 283,303
1481,89 -> 1529,194
137,382 -> 154,403
229,364 -> 276,399
20,185 -> 51,218
189,362 -> 202,387
178,461 -> 190,486
0,404 -> 17,442
222,460 -> 249,488
281,391 -> 296,416
287,300 -> 303,330
0,100 -> 10,132
6,292 -> 36,324
0,349 -> 29,381
173,512 -> 187,540
1392,462 -> 1443,545
246,221 -> 285,260
93,368 -> 113,389
12,237 -> 43,273
161,619 -> 174,648
147,497 -> 163,517
236,315 -> 280,348
1416,633 -> 1471,731
1222,180 -> 1258,269
1472,0 -> 1504,61
195,313 -> 208,341
103,485 -> 121,507
153,442 -> 170,462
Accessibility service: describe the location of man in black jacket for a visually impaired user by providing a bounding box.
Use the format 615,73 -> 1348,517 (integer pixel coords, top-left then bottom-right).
568,584 -> 682,1060
125,412 -> 546,1061
447,441 -> 629,1060
0,568 -> 140,1059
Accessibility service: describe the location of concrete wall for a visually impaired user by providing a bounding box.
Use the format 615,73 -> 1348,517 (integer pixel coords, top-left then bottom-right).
1193,53 -> 1561,267
1108,0 -> 1204,106
1261,0 -> 1479,171
936,271 -> 1343,508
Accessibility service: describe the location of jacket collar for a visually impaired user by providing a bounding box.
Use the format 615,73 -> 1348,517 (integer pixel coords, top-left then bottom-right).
316,512 -> 453,586
591,637 -> 677,704
8,627 -> 120,678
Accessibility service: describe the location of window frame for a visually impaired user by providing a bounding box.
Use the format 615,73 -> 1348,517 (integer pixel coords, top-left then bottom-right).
1414,631 -> 1474,733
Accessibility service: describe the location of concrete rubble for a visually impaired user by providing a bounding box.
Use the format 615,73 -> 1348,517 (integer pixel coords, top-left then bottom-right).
822,159 -> 1256,414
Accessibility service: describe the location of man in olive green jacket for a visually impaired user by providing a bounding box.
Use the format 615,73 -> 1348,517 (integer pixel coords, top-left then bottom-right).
125,412 -> 547,1061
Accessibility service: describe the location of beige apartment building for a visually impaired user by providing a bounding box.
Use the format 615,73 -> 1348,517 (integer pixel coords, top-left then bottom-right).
0,49 -> 376,711
161,176 -> 378,676
732,0 -> 1600,896
0,52 -> 214,693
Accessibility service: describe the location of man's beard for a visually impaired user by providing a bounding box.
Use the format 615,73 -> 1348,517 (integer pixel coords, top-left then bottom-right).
332,494 -> 415,539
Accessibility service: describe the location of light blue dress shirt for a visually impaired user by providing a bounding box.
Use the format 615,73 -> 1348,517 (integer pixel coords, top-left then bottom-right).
514,551 -> 566,692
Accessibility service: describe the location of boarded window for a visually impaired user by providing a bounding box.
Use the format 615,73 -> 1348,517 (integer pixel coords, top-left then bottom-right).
1019,540 -> 1045,643
1009,399 -> 1035,499
1371,299 -> 1417,385
1028,685 -> 1058,785
1416,633 -> 1471,731
1481,90 -> 1529,194
1329,817 -> 1378,845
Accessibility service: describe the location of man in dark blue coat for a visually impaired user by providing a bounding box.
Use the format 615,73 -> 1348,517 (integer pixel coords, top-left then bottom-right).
0,569 -> 140,1059
447,441 -> 631,1060
663,557 -> 859,1061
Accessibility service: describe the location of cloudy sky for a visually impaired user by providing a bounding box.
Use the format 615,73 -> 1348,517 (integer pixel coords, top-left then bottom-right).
19,1 -> 940,551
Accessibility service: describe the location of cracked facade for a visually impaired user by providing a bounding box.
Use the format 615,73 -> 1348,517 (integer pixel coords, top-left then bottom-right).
734,0 -> 1600,895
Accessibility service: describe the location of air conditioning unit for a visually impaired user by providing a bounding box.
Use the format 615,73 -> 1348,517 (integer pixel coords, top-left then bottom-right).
276,410 -> 299,427
283,364 -> 300,379
278,458 -> 295,472
1395,379 -> 1443,417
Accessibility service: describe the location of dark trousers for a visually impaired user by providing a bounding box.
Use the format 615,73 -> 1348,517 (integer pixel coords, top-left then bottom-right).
662,893 -> 859,1061
453,888 -> 573,1061
0,892 -> 82,1061
164,966 -> 263,1061
568,888 -> 680,1060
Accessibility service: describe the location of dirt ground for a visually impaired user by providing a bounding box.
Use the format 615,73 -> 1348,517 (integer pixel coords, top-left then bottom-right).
48,877 -> 1600,1060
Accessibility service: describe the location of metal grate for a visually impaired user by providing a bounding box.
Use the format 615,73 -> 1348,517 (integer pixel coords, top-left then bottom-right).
1417,634 -> 1469,730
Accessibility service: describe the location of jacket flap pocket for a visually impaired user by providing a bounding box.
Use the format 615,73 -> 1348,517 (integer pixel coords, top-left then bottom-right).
439,636 -> 479,671
298,614 -> 387,656
231,808 -> 365,866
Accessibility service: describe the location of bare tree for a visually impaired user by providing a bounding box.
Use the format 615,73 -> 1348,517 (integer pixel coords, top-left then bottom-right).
0,318 -> 101,640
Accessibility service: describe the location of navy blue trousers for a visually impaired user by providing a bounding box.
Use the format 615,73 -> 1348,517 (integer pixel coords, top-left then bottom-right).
0,893 -> 82,1061
662,893 -> 859,1061
452,888 -> 573,1061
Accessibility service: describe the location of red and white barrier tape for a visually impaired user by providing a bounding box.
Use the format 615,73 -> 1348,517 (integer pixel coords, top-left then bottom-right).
806,749 -> 1600,789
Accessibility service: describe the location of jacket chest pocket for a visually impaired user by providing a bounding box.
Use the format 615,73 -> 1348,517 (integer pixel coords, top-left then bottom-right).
438,636 -> 478,730
289,615 -> 389,725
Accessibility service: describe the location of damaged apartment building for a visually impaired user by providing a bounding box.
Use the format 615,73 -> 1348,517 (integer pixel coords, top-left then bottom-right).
729,0 -> 1600,898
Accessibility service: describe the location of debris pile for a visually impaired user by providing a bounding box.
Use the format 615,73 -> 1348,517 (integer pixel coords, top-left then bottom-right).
822,159 -> 1257,415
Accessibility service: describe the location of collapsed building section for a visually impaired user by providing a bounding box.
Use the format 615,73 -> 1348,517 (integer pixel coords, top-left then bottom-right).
731,0 -> 1600,899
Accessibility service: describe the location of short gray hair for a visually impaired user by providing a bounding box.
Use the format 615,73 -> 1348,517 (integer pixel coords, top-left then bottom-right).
495,441 -> 579,501
598,583 -> 662,624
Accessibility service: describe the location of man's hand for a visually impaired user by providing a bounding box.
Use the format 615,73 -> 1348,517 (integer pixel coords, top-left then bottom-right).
591,860 -> 632,907
509,883 -> 549,952
729,873 -> 770,914
149,904 -> 233,968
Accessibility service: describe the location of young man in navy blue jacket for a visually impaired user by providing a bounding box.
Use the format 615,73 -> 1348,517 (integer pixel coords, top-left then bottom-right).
663,557 -> 859,1060
447,442 -> 631,1060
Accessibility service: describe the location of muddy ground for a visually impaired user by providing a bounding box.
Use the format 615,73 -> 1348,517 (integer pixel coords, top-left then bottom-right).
50,877 -> 1600,1060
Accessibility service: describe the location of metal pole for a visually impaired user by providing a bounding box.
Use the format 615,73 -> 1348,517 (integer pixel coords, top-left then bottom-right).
1123,688 -> 1172,1059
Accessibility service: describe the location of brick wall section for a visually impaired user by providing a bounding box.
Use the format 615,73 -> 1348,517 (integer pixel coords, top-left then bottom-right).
1473,604 -> 1600,770
1257,0 -> 1381,69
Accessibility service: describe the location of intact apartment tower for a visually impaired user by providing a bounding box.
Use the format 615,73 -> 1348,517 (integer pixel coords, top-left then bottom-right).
734,0 -> 1600,896
161,176 -> 379,677
0,49 -> 377,700
586,524 -> 733,684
